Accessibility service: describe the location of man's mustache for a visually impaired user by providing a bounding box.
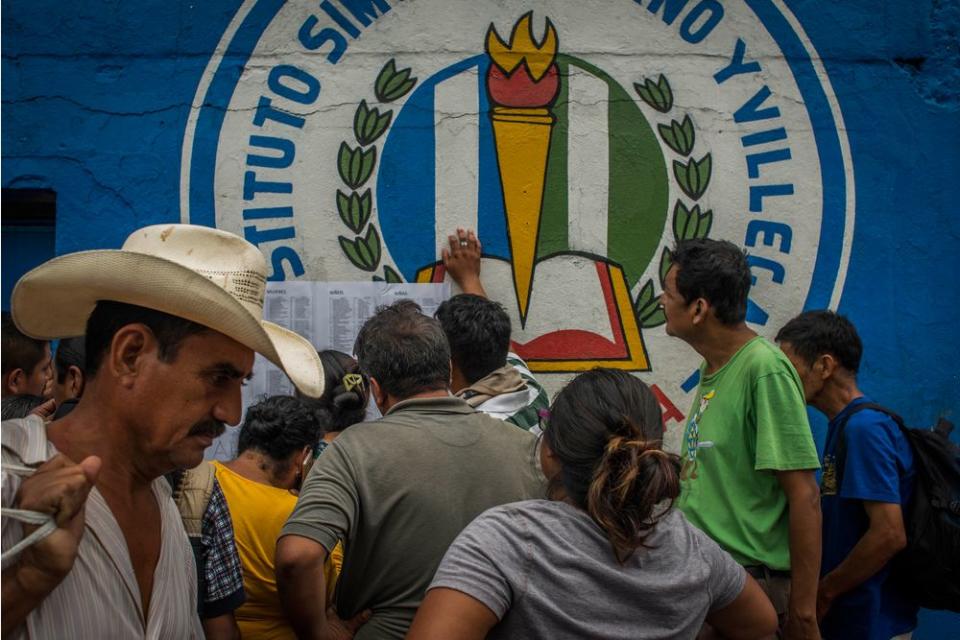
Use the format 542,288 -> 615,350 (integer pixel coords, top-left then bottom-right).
188,420 -> 226,439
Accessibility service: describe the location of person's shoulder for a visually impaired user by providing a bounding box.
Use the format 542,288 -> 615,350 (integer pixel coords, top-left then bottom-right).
842,402 -> 902,441
1,415 -> 51,464
658,508 -> 722,557
470,500 -> 561,535
743,336 -> 791,367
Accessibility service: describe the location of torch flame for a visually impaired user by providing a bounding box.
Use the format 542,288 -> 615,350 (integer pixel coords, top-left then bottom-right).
486,13 -> 558,82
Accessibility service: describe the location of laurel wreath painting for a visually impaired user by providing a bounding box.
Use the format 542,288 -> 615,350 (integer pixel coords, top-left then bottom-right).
334,58 -> 416,283
632,74 -> 714,329
335,62 -> 713,322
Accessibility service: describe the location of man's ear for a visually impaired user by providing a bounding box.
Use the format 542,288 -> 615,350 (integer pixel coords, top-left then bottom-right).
107,324 -> 157,388
691,298 -> 710,325
5,368 -> 26,395
67,365 -> 85,398
817,353 -> 838,380
369,377 -> 387,407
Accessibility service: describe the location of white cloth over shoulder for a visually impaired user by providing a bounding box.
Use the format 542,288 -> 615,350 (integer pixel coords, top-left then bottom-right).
1,416 -> 204,639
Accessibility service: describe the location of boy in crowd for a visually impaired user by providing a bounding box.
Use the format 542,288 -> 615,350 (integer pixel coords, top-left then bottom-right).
777,311 -> 918,640
660,238 -> 822,639
436,229 -> 548,430
2,311 -> 53,399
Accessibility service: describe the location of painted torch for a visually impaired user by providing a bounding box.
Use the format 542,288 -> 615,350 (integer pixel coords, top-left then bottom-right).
486,13 -> 560,322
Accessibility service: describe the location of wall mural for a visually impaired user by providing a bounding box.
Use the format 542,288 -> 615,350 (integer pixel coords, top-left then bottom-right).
181,0 -> 855,449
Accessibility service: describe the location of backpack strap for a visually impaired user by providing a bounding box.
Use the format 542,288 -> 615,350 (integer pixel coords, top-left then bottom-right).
171,461 -> 217,538
833,402 -> 905,489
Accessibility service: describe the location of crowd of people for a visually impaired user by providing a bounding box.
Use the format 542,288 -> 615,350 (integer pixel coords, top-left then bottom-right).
0,223 -> 921,640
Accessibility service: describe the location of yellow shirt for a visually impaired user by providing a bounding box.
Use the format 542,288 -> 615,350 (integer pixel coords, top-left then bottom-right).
211,461 -> 343,640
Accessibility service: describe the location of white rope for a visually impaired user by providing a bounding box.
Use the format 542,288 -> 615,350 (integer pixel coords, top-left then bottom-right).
1,462 -> 58,563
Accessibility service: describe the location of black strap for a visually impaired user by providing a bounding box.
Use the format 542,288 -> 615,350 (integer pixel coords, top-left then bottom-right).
832,402 -> 905,490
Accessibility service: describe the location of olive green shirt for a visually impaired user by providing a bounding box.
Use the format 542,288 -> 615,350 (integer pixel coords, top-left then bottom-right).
282,396 -> 545,639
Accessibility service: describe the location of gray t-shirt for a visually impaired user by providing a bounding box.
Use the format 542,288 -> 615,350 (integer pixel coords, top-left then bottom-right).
282,396 -> 545,640
430,500 -> 746,639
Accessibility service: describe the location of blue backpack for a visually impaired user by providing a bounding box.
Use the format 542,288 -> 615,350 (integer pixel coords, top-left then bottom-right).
834,403 -> 960,611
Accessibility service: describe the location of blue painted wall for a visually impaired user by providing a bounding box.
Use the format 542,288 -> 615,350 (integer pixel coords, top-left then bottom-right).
3,0 -> 958,635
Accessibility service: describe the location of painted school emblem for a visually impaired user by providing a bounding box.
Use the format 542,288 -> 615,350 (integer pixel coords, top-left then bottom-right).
182,0 -> 854,449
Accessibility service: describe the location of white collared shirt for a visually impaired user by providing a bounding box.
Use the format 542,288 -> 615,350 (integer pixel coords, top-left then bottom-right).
2,416 -> 204,639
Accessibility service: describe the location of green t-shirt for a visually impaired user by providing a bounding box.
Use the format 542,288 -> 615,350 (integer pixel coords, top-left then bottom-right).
677,336 -> 819,570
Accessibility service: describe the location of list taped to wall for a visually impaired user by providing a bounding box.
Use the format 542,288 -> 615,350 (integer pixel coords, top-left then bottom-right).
245,281 -> 451,400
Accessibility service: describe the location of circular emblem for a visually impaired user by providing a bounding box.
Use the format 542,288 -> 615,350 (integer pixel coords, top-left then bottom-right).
182,0 -> 855,449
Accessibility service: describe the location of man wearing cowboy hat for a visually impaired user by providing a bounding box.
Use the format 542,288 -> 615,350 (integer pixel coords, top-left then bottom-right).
1,224 -> 325,639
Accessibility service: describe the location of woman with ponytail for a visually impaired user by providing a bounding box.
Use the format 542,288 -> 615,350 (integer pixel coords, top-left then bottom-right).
408,369 -> 777,639
298,350 -> 370,455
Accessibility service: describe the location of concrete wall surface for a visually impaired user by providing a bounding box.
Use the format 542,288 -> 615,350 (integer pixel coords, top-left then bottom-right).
3,0 -> 959,636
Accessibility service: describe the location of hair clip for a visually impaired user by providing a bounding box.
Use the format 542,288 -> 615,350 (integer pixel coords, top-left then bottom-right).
342,373 -> 364,393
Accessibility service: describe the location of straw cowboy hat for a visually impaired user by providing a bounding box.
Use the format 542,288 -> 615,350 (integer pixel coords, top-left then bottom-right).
11,224 -> 325,398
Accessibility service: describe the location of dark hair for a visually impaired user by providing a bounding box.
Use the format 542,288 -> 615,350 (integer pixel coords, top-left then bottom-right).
85,301 -> 209,377
237,395 -> 322,462
1,312 -> 49,376
435,294 -> 511,384
353,300 -> 451,399
545,368 -> 679,563
1,394 -> 47,420
776,310 -> 863,373
669,239 -> 751,325
297,350 -> 368,431
55,337 -> 86,384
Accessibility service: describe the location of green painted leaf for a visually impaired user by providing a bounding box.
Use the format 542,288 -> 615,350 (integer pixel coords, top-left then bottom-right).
341,144 -> 376,189
358,189 -> 372,229
381,66 -> 417,102
641,307 -> 666,328
373,110 -> 393,139
696,209 -> 713,239
659,247 -> 673,286
375,59 -> 397,101
384,265 -> 403,283
656,75 -> 674,111
356,146 -> 376,187
635,78 -> 671,113
694,154 -> 712,199
362,225 -> 382,270
673,159 -> 692,199
338,236 -> 365,270
673,154 -> 711,201
337,142 -> 353,186
634,279 -> 655,312
335,191 -> 367,233
372,275 -> 385,282
336,190 -> 356,231
672,200 -> 691,242
683,205 -> 703,240
633,82 -> 653,107
357,240 -> 374,268
353,100 -> 371,144
680,115 -> 695,154
658,122 -> 679,154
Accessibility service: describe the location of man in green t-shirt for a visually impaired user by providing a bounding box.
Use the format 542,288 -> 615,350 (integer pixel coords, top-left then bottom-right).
661,239 -> 822,640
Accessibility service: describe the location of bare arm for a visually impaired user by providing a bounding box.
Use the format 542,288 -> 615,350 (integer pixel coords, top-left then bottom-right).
201,613 -> 240,640
442,229 -> 486,297
276,534 -> 330,639
777,469 -> 822,640
705,573 -> 778,640
817,501 -> 906,621
276,535 -> 369,640
406,587 -> 499,640
2,455 -> 100,637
